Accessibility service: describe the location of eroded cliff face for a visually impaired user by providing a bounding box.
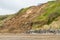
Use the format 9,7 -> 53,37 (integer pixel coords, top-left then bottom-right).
0,1 -> 60,33
0,3 -> 48,33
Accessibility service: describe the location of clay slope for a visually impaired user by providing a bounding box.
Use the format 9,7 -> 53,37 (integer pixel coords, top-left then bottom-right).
0,1 -> 60,33
0,3 -> 48,33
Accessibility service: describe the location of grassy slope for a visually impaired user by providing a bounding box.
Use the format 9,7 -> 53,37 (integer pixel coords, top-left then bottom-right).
32,1 -> 60,30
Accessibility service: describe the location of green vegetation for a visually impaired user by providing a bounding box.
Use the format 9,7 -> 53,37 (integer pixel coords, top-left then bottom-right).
34,1 -> 60,23
0,16 -> 7,21
32,1 -> 60,30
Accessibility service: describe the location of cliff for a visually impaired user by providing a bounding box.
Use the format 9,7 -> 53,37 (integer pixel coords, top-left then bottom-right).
0,1 -> 60,33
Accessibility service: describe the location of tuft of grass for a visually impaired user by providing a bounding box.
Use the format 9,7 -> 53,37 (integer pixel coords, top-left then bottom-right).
16,7 -> 30,15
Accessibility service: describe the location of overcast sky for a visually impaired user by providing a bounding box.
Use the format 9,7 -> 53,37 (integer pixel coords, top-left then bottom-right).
0,0 -> 52,15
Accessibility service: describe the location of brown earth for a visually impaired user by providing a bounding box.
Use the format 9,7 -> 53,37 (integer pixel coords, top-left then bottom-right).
0,3 -> 49,33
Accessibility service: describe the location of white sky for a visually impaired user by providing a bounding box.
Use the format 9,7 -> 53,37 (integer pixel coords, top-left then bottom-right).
0,0 -> 52,15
